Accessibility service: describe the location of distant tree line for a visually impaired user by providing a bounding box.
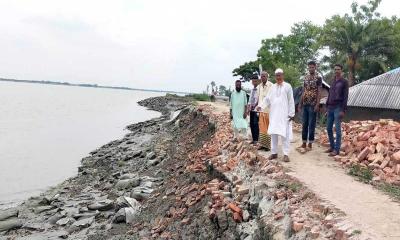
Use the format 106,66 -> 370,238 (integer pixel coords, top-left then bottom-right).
206,81 -> 232,97
232,0 -> 400,87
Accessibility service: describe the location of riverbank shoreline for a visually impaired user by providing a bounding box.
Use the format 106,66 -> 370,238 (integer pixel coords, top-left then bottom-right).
1,96 -> 374,240
0,95 -> 191,239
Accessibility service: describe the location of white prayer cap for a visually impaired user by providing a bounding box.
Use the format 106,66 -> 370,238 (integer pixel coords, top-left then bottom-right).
275,68 -> 284,74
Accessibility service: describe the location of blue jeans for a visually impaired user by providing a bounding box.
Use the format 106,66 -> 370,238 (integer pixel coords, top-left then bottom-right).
326,107 -> 342,153
302,105 -> 317,143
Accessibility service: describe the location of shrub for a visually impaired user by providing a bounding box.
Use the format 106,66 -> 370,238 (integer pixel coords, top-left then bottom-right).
186,93 -> 210,101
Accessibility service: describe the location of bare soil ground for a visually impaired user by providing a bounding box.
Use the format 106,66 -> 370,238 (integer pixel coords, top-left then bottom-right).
274,134 -> 400,240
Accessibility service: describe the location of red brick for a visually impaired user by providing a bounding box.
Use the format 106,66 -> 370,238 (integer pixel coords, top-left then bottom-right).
233,212 -> 242,223
227,203 -> 242,214
310,226 -> 320,238
181,218 -> 191,225
380,159 -> 390,169
274,212 -> 284,220
292,222 -> 304,232
376,142 -> 385,153
357,147 -> 370,161
209,208 -> 216,219
334,229 -> 347,240
392,151 -> 400,162
383,167 -> 394,174
396,164 -> 400,175
237,186 -> 249,195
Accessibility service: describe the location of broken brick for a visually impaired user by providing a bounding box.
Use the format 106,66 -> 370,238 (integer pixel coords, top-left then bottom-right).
292,222 -> 304,232
227,203 -> 242,214
357,147 -> 370,161
181,218 -> 191,225
236,186 -> 249,195
393,151 -> 400,162
233,212 -> 242,223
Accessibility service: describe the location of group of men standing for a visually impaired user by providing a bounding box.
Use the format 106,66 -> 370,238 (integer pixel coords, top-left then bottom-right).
297,61 -> 349,157
231,68 -> 295,162
230,62 -> 349,162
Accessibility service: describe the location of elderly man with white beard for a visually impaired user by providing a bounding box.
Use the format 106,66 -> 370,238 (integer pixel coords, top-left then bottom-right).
259,68 -> 295,162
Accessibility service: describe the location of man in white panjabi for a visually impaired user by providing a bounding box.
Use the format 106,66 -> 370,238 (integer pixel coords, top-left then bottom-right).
261,68 -> 295,162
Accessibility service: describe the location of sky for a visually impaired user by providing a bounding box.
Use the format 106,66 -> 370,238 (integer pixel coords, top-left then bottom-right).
0,0 -> 398,93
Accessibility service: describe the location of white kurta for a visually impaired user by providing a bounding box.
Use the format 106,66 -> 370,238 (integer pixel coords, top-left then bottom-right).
256,81 -> 273,112
262,82 -> 295,139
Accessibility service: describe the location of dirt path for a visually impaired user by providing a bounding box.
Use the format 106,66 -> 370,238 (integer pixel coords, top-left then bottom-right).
201,101 -> 400,239
260,133 -> 400,240
197,101 -> 229,114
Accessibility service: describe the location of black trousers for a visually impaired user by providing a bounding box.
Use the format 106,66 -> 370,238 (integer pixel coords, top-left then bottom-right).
249,111 -> 259,142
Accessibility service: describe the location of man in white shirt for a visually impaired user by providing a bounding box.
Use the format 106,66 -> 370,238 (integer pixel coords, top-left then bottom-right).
247,74 -> 260,144
256,71 -> 273,150
261,68 -> 295,162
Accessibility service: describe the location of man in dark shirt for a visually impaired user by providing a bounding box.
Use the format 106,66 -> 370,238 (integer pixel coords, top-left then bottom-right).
325,64 -> 349,156
298,60 -> 322,152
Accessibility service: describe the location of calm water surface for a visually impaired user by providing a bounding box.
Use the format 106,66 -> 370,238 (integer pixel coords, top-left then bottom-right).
0,82 -> 162,208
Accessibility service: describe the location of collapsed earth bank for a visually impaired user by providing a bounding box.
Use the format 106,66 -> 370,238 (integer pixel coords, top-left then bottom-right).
1,96 -> 350,240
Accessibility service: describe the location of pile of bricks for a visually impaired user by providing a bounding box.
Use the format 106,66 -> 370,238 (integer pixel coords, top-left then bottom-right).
206,178 -> 248,223
320,119 -> 400,184
150,182 -> 208,237
136,105 -> 358,239
150,104 -> 356,239
186,106 -> 251,223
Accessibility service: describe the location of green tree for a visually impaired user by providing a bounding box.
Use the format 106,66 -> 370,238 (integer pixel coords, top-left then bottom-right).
257,22 -> 321,86
219,85 -> 227,96
233,21 -> 321,87
210,81 -> 216,92
225,86 -> 232,98
320,0 -> 399,86
232,61 -> 259,81
257,22 -> 321,71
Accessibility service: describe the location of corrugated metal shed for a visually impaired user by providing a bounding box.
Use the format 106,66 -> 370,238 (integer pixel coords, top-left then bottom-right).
348,68 -> 400,110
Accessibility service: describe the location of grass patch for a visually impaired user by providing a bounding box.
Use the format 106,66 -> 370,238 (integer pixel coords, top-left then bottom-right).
378,182 -> 400,201
301,191 -> 315,200
349,165 -> 400,201
186,93 -> 210,102
351,230 -> 362,236
318,113 -> 327,127
118,160 -> 127,167
348,165 -> 373,183
276,180 -> 302,192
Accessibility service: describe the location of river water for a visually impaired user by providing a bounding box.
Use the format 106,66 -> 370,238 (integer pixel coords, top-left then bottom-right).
0,82 -> 162,208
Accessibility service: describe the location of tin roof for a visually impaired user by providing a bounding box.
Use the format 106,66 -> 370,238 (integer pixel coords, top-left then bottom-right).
348,68 -> 400,110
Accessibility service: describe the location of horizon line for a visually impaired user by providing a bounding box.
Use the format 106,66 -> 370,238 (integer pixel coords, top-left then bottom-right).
0,77 -> 194,95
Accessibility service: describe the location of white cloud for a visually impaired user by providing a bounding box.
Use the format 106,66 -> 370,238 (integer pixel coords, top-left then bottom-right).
0,0 -> 398,92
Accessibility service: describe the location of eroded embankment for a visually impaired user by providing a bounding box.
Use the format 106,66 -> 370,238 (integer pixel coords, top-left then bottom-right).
1,97 -> 355,240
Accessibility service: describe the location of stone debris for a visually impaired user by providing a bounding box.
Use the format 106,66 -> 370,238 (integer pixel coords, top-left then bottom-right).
114,207 -> 138,224
87,199 -> 114,211
56,217 -> 75,226
115,178 -> 140,190
71,216 -> 95,228
0,218 -> 23,232
0,208 -> 18,221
